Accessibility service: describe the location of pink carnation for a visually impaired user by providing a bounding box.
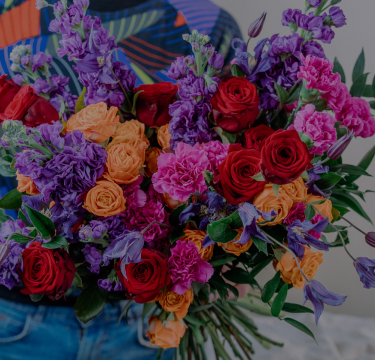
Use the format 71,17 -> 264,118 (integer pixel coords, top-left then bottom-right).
298,55 -> 340,93
283,202 -> 306,226
194,141 -> 229,172
337,97 -> 375,138
320,82 -> 350,113
122,175 -> 147,209
152,142 -> 209,202
168,240 -> 214,295
291,104 -> 337,155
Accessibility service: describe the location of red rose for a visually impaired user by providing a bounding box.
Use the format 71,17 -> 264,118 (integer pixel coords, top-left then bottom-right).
259,129 -> 314,185
134,82 -> 178,128
243,124 -> 275,151
19,242 -> 76,300
117,248 -> 171,303
218,144 -> 266,205
210,77 -> 260,134
0,75 -> 21,113
0,85 -> 59,127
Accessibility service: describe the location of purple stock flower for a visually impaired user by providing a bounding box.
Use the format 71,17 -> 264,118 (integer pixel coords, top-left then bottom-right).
31,78 -> 52,95
53,1 -> 64,16
12,74 -> 24,86
31,52 -> 52,73
21,55 -> 32,66
178,71 -> 205,101
98,278 -> 125,292
59,5 -> 85,34
328,7 -> 346,28
58,32 -> 88,61
168,57 -> 188,80
82,244 -> 102,274
79,220 -> 107,240
73,0 -> 90,10
312,26 -> 335,44
287,218 -> 330,260
354,257 -> 375,289
304,280 -> 347,324
307,0 -> 322,6
282,9 -> 302,27
208,51 -> 224,71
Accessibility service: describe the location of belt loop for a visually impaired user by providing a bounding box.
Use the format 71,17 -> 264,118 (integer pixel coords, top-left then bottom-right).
33,305 -> 47,323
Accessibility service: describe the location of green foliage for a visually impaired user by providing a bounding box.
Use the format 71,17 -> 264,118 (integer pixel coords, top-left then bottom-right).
330,164 -> 371,177
30,294 -> 44,302
0,155 -> 16,177
24,204 -> 55,239
281,303 -> 314,314
42,236 -> 69,250
210,256 -> 237,267
315,172 -> 343,189
207,211 -> 242,244
251,236 -> 268,254
261,271 -> 280,303
274,82 -> 290,106
283,318 -> 317,343
305,204 -> 315,221
271,283 -> 288,317
350,73 -> 369,97
72,272 -> 83,287
0,189 -> 25,210
352,48 -> 365,82
333,57 -> 346,83
285,84 -> 302,105
75,87 -> 87,113
231,64 -> 245,77
0,209 -> 12,223
346,144 -> 375,184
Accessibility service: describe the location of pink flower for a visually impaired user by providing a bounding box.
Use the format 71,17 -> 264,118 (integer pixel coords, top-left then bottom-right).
194,141 -> 229,172
168,240 -> 214,295
298,55 -> 340,93
309,214 -> 325,240
337,97 -> 375,138
122,175 -> 147,209
320,82 -> 350,113
152,142 -> 209,202
283,202 -> 306,226
290,104 -> 337,155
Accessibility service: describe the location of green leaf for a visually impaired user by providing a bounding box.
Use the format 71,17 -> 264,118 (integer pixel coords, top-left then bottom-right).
207,211 -> 242,244
18,210 -> 29,226
350,73 -> 369,97
75,87 -> 87,113
72,272 -> 83,287
169,203 -> 187,227
305,204 -> 315,221
0,162 -> 16,177
132,90 -> 143,112
0,189 -> 25,210
363,84 -> 373,97
274,82 -> 289,106
170,228 -> 185,244
261,271 -> 280,303
333,57 -> 346,83
225,283 -> 239,299
24,204 -> 55,239
30,294 -> 44,302
42,235 -> 68,250
315,172 -> 342,189
74,283 -> 108,324
330,191 -> 372,224
333,205 -> 350,218
329,230 -> 349,247
330,164 -> 371,177
271,283 -> 288,317
223,131 -> 236,144
346,144 -> 375,184
285,84 -> 302,105
372,74 -> 375,98
231,64 -> 245,77
0,209 -> 12,223
251,172 -> 265,181
209,272 -> 229,299
142,302 -> 156,322
10,233 -> 34,245
352,48 -> 365,82
249,257 -> 273,279
369,101 -> 375,110
283,318 -> 317,344
272,184 -> 280,198
282,303 -> 314,314
251,236 -> 268,254
222,267 -> 254,285
210,256 -> 237,267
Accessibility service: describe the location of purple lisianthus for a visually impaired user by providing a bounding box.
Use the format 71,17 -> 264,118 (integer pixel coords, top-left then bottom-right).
303,280 -> 347,324
354,257 -> 375,289
168,57 -> 188,80
168,240 -> 214,295
328,7 -> 346,28
82,244 -> 102,274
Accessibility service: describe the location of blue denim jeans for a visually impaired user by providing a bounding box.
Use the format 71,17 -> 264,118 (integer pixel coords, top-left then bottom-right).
0,298 -> 174,360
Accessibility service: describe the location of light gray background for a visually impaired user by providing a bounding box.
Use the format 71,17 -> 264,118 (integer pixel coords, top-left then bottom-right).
212,0 -> 375,317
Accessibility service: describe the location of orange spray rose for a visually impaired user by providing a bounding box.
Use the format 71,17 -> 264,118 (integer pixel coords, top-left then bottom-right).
158,289 -> 194,319
16,171 -> 40,195
145,147 -> 162,177
107,133 -> 148,164
281,177 -> 308,205
180,229 -> 214,261
113,119 -> 150,146
157,124 -> 171,150
219,228 -> 252,256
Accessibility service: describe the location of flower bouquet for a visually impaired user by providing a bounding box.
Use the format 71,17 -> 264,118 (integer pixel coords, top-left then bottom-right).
1,0 -> 375,358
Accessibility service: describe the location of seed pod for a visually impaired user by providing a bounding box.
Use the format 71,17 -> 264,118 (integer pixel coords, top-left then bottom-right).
365,232 -> 375,248
327,131 -> 354,160
248,12 -> 267,39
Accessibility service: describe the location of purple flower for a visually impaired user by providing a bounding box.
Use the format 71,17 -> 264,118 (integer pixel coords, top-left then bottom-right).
282,9 -> 302,27
327,131 -> 354,160
79,220 -> 106,240
354,257 -> 375,289
306,164 -> 332,197
31,52 -> 52,73
312,26 -> 335,44
365,233 -> 375,248
178,71 -> 205,101
304,280 -> 347,324
12,74 -> 24,86
287,218 -> 330,260
208,51 -> 224,71
328,7 -> 346,28
297,13 -> 324,31
99,214 -> 129,239
269,33 -> 303,57
21,55 -> 32,66
98,278 -> 125,291
179,203 -> 202,224
248,12 -> 267,38
73,0 -> 90,10
58,32 -> 88,61
302,40 -> 326,59
168,240 -> 214,295
307,0 -> 322,7
59,5 -> 85,34
82,244 -> 102,274
231,38 -> 251,76
53,1 -> 64,16
168,57 -> 188,80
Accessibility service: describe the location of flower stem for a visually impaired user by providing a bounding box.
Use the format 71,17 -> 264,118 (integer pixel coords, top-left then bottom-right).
109,68 -> 132,112
246,37 -> 251,51
341,216 -> 367,236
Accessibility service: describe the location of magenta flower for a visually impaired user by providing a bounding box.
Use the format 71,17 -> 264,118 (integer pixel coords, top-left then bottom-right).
320,82 -> 350,113
152,142 -> 209,202
168,240 -> 214,295
194,141 -> 229,172
291,104 -> 337,155
298,55 -> 340,93
283,202 -> 306,226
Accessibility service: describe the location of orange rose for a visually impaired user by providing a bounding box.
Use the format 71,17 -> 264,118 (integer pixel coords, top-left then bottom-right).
281,177 -> 307,205
305,194 -> 333,221
219,228 -> 252,256
105,143 -> 142,184
276,246 -> 323,289
253,184 -> 293,225
180,229 -> 214,261
158,289 -> 194,319
83,175 -> 126,217
107,133 -> 148,164
157,124 -> 171,150
16,171 -> 40,195
113,119 -> 150,146
146,315 -> 187,349
145,147 -> 162,177
66,102 -> 119,143
163,193 -> 184,210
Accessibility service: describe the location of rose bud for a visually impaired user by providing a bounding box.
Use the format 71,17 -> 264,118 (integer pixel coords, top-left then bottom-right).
248,12 -> 267,38
0,242 -> 11,267
327,131 -> 354,160
0,75 -> 21,113
365,232 -> 375,248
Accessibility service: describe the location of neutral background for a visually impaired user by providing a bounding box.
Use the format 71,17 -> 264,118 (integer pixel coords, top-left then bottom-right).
212,0 -> 375,317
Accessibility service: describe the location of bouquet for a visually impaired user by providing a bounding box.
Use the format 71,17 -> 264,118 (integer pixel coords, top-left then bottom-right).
1,0 -> 375,358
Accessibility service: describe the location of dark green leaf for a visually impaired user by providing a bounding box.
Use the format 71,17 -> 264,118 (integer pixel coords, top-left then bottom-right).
222,268 -> 253,285
305,205 -> 315,221
274,82 -> 289,106
285,84 -> 302,105
0,189 -> 24,210
117,300 -> 134,326
142,302 -> 156,321
271,283 -> 288,317
209,272 -> 229,299
132,90 -> 143,112
333,57 -> 346,83
350,73 -> 369,97
24,204 -> 55,239
369,101 -> 375,110
225,283 -> 239,298
75,87 -> 87,113
11,233 -> 34,245
283,318 -> 317,344
170,228 -> 185,244
372,74 -> 375,98
333,205 -> 350,218
231,64 -> 245,77
330,164 -> 371,176
207,211 -> 242,244
282,303 -> 314,314
315,172 -> 343,189
352,48 -> 365,82
261,271 -> 280,303
210,256 -> 237,267
249,257 -> 273,279
72,272 -> 83,287
223,131 -> 236,144
346,144 -> 375,184
251,236 -> 268,254
169,203 -> 187,227
329,230 -> 349,247
0,209 -> 12,223
74,283 -> 108,324
42,235 -> 68,250
30,294 -> 43,302
184,315 -> 208,327
363,84 -> 373,97
330,191 -> 372,224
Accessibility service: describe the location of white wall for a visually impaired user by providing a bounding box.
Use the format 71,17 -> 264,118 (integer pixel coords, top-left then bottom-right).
212,0 -> 375,317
